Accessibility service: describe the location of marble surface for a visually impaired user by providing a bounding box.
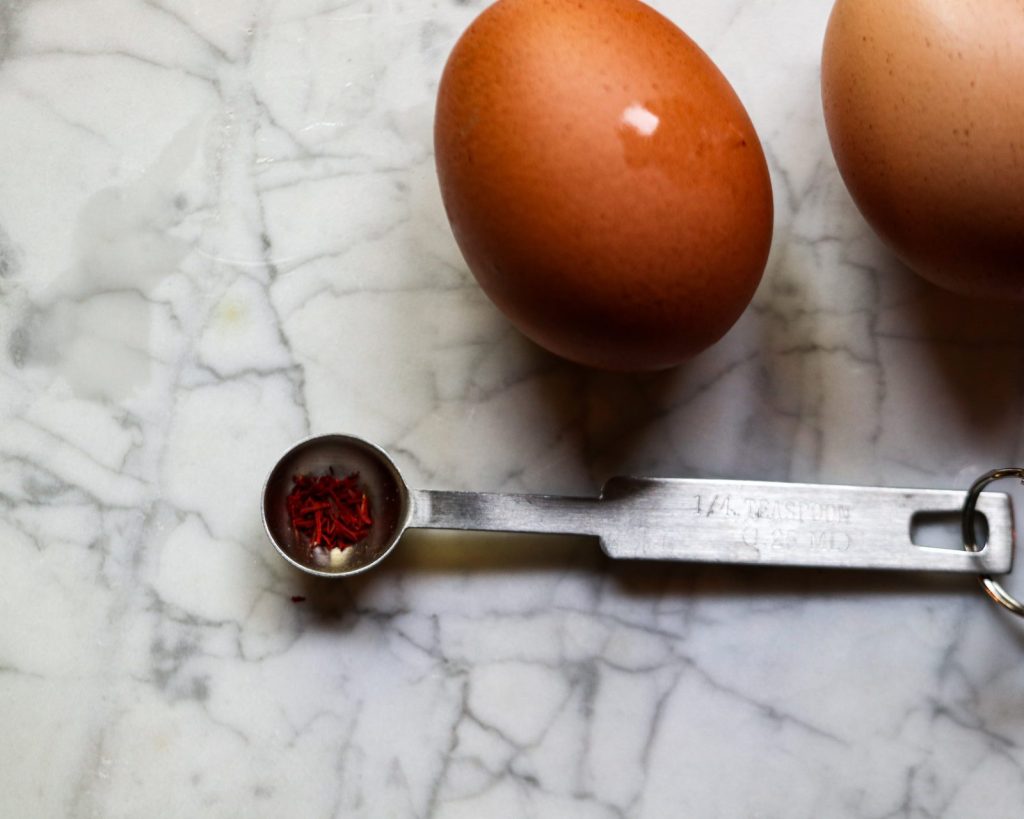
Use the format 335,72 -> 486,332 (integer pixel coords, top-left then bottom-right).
2,0 -> 1024,816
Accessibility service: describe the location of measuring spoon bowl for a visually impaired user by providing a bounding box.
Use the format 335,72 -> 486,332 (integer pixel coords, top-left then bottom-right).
261,434 -> 412,577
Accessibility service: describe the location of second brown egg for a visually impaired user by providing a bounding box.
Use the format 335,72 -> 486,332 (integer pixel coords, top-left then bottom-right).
822,0 -> 1024,298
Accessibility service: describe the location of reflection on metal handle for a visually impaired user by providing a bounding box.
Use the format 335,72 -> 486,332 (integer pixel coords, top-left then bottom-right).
594,477 -> 1012,573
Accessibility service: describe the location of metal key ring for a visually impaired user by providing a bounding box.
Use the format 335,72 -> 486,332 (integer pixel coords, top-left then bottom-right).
962,468 -> 1024,618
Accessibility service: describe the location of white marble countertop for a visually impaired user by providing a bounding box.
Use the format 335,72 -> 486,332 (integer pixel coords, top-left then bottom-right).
3,1 -> 1024,816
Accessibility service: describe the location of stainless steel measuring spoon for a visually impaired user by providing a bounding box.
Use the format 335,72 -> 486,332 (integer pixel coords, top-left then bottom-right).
262,434 -> 1015,587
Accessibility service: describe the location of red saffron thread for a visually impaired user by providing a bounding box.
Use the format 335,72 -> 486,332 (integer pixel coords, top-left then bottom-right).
286,471 -> 373,556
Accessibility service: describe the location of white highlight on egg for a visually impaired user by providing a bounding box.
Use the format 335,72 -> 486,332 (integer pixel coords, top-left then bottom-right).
622,104 -> 660,137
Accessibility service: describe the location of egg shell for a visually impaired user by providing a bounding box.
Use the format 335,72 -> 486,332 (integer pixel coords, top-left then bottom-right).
435,0 -> 773,370
822,0 -> 1024,298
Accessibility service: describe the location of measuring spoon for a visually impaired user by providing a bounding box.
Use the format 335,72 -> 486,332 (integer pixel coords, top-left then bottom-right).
261,434 -> 1014,579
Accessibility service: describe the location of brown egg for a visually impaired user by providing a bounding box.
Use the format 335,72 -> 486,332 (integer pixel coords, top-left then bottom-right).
434,0 -> 773,370
822,0 -> 1024,298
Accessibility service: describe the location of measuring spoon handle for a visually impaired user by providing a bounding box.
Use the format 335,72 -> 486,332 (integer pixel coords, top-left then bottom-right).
410,477 -> 1013,574
411,489 -> 599,538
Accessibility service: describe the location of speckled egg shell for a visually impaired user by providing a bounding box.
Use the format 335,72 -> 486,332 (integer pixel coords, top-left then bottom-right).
822,0 -> 1024,298
435,0 -> 773,370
